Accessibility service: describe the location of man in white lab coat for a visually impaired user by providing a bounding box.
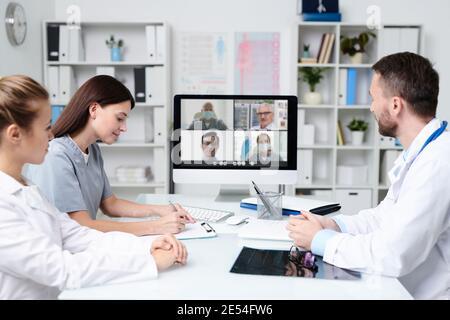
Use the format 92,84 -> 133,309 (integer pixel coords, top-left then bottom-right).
287,52 -> 450,299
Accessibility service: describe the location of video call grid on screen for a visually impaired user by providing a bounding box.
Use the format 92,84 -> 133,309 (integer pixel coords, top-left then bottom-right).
173,95 -> 297,170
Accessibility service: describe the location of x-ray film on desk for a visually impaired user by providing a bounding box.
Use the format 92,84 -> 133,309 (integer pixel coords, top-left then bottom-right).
230,247 -> 361,280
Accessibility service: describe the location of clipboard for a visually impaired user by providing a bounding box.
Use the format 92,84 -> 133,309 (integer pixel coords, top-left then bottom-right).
175,222 -> 217,240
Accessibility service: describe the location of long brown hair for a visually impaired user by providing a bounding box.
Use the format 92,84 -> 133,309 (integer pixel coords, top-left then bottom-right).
0,75 -> 49,141
51,75 -> 135,138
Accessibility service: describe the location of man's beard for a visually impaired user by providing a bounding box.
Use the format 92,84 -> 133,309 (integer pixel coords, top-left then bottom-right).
376,111 -> 397,137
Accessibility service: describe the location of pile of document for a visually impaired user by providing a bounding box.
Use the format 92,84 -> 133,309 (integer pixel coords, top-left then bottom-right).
115,165 -> 152,183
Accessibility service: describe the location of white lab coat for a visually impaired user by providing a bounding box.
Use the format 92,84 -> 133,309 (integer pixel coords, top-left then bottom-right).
0,171 -> 158,300
326,119 -> 450,299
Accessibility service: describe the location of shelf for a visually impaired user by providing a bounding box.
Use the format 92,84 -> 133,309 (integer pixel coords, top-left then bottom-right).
337,145 -> 374,150
45,61 -> 164,66
135,103 -> 164,108
298,104 -> 335,109
298,144 -> 335,149
298,63 -> 336,68
338,64 -> 373,68
335,184 -> 374,189
109,179 -> 166,188
98,142 -> 164,148
337,105 -> 371,110
379,146 -> 403,150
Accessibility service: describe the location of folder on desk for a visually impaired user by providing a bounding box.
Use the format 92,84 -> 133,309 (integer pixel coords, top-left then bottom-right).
175,222 -> 217,240
240,196 -> 341,216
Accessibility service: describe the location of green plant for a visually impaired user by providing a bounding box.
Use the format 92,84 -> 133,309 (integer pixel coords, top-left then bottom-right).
347,118 -> 369,131
105,35 -> 123,49
299,67 -> 325,92
340,31 -> 376,56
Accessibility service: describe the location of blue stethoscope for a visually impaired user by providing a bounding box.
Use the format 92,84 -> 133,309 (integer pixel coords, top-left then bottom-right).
417,120 -> 447,155
404,120 -> 448,163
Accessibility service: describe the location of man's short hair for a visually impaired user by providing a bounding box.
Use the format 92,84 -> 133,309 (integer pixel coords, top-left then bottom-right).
372,52 -> 439,118
201,131 -> 219,145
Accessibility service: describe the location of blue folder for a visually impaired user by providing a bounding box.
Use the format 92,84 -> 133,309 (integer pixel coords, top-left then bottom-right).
346,68 -> 357,105
302,13 -> 342,22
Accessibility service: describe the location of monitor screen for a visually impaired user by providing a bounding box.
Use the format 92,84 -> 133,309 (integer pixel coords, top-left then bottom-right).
173,95 -> 297,171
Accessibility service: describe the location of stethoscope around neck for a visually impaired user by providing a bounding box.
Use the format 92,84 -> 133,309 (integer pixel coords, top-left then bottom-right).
389,120 -> 447,199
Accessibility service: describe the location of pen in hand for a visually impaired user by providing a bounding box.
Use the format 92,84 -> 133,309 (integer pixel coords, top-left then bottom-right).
169,201 -> 196,223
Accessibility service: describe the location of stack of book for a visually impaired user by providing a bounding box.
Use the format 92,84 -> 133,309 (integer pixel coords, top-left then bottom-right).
115,166 -> 152,183
316,33 -> 335,64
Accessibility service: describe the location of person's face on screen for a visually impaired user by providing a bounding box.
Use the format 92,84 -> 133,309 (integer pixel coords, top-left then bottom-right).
370,73 -> 398,137
257,104 -> 274,129
202,134 -> 219,157
257,134 -> 271,157
201,103 -> 216,121
91,100 -> 131,144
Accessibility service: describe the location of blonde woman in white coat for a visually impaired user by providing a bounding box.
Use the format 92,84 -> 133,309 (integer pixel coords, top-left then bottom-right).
0,75 -> 188,299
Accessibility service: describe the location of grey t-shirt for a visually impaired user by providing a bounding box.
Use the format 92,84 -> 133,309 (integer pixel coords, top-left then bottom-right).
25,135 -> 112,219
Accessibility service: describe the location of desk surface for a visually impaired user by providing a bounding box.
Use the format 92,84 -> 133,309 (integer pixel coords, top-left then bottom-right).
59,194 -> 413,300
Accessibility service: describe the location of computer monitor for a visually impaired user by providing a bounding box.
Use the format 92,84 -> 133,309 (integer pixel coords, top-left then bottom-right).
172,94 -> 297,199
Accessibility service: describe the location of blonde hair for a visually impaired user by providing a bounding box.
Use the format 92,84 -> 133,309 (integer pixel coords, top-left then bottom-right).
0,75 -> 49,138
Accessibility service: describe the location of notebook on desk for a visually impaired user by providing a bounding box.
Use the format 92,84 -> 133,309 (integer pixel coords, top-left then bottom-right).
238,219 -> 291,241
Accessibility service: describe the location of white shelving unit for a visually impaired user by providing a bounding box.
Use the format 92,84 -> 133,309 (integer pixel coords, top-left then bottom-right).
289,22 -> 421,214
42,21 -> 171,201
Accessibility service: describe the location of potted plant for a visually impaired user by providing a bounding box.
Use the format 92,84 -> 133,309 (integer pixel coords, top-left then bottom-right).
299,67 -> 325,105
105,35 -> 124,61
340,31 -> 376,64
347,118 -> 369,145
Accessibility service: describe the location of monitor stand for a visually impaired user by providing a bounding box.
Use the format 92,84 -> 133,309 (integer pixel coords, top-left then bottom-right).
215,184 -> 250,202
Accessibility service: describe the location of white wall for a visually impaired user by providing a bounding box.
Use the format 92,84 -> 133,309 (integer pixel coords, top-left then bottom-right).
52,0 -> 450,195
0,0 -> 55,82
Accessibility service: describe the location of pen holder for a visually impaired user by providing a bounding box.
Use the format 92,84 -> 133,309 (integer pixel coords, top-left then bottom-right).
257,191 -> 282,220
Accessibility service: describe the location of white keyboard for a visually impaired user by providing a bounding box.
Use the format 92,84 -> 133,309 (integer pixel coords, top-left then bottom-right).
183,206 -> 234,223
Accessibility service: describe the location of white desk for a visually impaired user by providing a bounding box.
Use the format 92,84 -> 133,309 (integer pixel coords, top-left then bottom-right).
59,194 -> 413,300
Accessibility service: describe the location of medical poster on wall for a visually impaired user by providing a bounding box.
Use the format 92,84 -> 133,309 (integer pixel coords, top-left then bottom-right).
234,32 -> 280,95
178,32 -> 228,94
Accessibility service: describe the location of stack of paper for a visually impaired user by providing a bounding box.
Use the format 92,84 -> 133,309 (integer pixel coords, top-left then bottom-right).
115,165 -> 152,183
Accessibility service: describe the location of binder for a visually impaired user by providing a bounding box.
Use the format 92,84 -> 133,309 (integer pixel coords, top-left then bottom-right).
145,66 -> 165,105
58,25 -> 69,62
297,149 -> 313,185
152,148 -> 166,182
59,66 -> 76,105
133,67 -> 146,103
302,12 -> 342,22
47,23 -> 60,61
297,109 -> 305,143
68,26 -> 85,61
153,107 -> 165,144
95,66 -> 115,77
338,68 -> 348,105
145,25 -> 157,62
48,66 -> 59,104
346,68 -> 357,105
51,105 -> 65,124
155,25 -> 165,61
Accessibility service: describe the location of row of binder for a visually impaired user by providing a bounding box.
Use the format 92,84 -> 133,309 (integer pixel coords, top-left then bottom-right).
338,68 -> 357,105
48,66 -> 76,105
47,65 -> 165,106
133,66 -> 165,105
47,23 -> 85,62
46,23 -> 165,62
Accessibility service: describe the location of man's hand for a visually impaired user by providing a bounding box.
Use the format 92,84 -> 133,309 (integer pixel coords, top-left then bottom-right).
286,211 -> 323,250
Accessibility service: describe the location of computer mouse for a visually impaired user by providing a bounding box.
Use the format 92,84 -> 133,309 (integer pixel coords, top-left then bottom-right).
225,216 -> 248,225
